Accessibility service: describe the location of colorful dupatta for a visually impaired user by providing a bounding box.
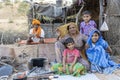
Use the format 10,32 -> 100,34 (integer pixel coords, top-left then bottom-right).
32,26 -> 41,38
86,29 -> 120,74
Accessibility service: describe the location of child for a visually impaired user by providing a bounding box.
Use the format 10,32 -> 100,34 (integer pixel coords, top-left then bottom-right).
80,10 -> 97,36
51,37 -> 86,76
86,29 -> 120,74
62,37 -> 86,76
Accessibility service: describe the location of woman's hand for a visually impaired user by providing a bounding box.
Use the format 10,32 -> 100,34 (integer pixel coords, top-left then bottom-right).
56,28 -> 61,36
85,43 -> 89,49
106,46 -> 112,55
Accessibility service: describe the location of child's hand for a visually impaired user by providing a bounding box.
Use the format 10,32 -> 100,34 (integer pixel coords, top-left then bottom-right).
69,66 -> 73,74
62,66 -> 66,73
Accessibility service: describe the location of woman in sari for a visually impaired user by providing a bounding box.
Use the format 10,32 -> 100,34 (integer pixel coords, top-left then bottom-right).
55,22 -> 90,70
86,29 -> 120,74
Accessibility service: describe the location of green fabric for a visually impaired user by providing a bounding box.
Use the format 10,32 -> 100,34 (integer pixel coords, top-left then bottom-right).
51,63 -> 63,75
51,63 -> 86,76
66,64 -> 70,75
72,63 -> 86,77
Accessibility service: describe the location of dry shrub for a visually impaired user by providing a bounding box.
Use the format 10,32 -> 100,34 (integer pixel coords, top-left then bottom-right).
17,2 -> 30,15
0,3 -> 3,9
0,30 -> 28,44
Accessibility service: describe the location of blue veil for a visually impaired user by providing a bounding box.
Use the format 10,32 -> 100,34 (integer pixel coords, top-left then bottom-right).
86,29 -> 120,74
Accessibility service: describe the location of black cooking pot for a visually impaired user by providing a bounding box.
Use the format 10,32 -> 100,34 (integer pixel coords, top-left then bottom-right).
28,58 -> 47,70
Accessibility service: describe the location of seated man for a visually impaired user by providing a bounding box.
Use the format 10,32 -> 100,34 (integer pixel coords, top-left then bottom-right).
27,19 -> 45,44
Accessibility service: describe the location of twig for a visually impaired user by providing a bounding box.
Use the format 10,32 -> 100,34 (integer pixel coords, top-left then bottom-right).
110,45 -> 120,47
0,32 -> 4,45
0,61 -> 7,65
76,3 -> 84,25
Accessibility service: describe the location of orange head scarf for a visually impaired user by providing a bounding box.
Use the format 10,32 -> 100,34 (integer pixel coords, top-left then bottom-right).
32,19 -> 40,25
32,19 -> 42,38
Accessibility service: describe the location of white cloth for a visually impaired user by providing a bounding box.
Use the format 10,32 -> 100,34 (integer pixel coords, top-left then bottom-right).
51,74 -> 100,80
29,28 -> 45,42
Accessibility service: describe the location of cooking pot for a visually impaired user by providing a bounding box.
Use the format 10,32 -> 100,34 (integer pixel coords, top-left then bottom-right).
28,58 -> 47,70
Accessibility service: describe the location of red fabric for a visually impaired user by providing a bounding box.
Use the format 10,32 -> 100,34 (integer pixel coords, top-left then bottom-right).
63,48 -> 80,63
18,38 -> 56,44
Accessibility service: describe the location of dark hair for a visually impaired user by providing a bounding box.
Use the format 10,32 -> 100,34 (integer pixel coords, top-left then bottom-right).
67,23 -> 76,31
82,10 -> 92,16
64,37 -> 74,47
67,25 -> 70,31
94,31 -> 100,36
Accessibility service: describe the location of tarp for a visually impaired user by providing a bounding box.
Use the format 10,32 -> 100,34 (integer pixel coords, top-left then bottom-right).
29,3 -> 66,18
0,65 -> 13,76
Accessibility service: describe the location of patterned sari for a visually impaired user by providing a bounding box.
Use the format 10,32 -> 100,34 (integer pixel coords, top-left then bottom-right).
86,30 -> 120,74
51,63 -> 86,76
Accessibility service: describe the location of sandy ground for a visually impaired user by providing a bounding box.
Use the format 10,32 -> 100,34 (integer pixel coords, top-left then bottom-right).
0,2 -> 28,33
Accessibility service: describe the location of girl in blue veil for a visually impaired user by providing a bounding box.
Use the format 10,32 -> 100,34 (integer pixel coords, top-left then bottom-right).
86,29 -> 120,74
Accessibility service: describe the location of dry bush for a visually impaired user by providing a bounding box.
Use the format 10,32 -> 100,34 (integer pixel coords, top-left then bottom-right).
4,0 -> 12,6
0,30 -> 28,44
0,3 -> 3,9
17,2 -> 30,15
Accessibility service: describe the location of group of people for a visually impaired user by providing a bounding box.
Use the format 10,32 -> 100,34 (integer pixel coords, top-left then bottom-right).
53,10 -> 120,75
27,10 -> 120,76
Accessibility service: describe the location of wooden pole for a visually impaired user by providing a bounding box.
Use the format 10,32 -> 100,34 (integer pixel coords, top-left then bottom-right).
64,7 -> 67,24
99,0 -> 104,28
0,32 -> 4,45
75,4 -> 84,25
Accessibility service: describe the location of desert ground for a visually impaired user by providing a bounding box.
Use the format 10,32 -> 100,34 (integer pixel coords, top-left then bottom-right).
0,2 -> 29,44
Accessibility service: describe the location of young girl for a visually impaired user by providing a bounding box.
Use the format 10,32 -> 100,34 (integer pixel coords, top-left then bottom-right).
51,37 -> 86,76
80,10 -> 97,36
62,37 -> 86,76
86,29 -> 120,74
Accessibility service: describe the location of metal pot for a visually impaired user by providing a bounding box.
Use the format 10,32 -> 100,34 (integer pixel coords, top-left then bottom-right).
28,58 -> 47,70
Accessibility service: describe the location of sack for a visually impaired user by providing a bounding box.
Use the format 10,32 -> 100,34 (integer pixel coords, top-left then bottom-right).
100,21 -> 109,31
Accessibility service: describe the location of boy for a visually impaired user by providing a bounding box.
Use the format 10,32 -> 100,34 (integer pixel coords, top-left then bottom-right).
80,10 -> 97,36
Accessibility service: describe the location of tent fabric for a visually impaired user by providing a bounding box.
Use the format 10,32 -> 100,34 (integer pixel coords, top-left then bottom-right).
29,3 -> 66,18
0,65 -> 13,76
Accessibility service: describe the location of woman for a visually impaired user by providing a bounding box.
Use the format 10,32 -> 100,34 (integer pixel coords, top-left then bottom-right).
55,22 -> 89,70
86,29 -> 120,74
